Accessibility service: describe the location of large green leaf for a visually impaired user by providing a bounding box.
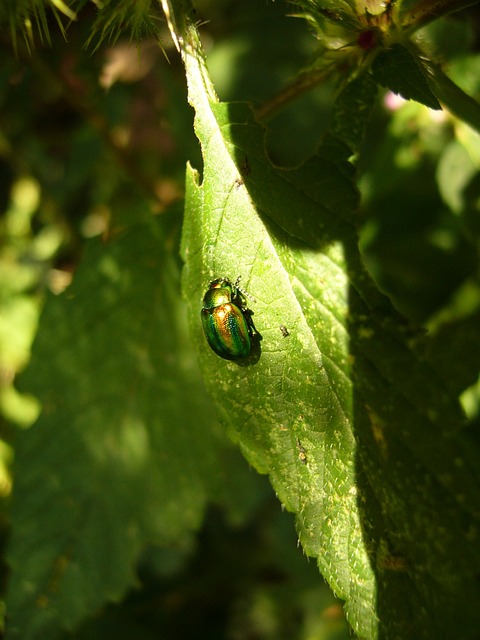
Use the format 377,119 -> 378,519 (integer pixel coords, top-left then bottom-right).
184,120 -> 378,637
6,214 -> 259,639
179,35 -> 376,637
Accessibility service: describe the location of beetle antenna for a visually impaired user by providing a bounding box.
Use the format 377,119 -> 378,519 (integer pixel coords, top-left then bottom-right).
234,276 -> 256,302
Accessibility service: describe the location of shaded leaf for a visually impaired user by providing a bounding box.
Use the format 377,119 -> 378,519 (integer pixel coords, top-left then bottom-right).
423,310 -> 480,396
426,62 -> 480,133
371,43 -> 441,110
6,214 -> 255,639
330,72 -> 378,153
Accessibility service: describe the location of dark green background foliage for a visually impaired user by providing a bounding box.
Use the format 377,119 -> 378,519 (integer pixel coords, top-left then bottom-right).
1,0 -> 480,639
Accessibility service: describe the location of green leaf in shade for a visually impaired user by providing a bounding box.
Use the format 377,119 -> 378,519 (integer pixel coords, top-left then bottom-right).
426,62 -> 480,133
371,43 -> 441,110
6,214 -> 260,639
437,139 -> 479,213
423,311 -> 480,397
166,7 -> 480,638
330,72 -> 378,153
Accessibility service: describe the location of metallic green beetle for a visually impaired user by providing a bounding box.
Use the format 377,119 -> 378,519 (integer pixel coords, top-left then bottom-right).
201,277 -> 257,360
